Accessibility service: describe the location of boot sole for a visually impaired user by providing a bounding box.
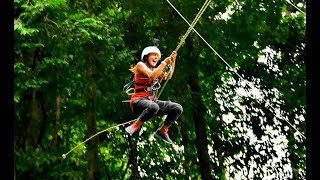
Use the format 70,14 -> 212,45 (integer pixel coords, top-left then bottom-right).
154,133 -> 173,144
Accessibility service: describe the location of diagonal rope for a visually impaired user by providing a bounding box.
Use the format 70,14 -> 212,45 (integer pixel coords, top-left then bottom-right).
166,0 -> 306,139
286,0 -> 306,15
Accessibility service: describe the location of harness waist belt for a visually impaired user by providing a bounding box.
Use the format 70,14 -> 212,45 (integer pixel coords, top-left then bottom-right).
135,87 -> 152,93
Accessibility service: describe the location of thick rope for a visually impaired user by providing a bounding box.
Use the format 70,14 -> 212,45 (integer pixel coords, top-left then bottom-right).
166,0 -> 306,140
62,119 -> 136,159
158,0 -> 212,98
169,0 -> 211,78
174,0 -> 211,52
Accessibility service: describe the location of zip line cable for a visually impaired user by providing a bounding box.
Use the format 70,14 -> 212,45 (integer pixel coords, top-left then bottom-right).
286,0 -> 306,15
165,0 -> 306,139
62,0 -> 212,159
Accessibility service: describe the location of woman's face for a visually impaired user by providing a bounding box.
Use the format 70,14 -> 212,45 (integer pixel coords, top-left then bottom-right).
147,52 -> 159,67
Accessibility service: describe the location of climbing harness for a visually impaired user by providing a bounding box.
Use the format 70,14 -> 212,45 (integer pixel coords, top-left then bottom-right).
123,80 -> 135,96
123,77 -> 161,99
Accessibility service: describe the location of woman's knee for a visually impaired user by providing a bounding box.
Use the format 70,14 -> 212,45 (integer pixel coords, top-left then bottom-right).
149,102 -> 160,113
173,103 -> 183,114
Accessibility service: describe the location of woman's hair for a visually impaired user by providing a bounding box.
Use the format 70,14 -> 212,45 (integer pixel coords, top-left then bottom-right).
130,54 -> 149,73
129,65 -> 137,73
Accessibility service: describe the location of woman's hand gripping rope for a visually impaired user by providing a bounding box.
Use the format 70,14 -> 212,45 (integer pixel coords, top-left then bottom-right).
157,51 -> 177,97
167,51 -> 177,80
160,51 -> 176,80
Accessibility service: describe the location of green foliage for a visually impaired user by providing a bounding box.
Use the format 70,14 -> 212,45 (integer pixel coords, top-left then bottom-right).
14,20 -> 39,36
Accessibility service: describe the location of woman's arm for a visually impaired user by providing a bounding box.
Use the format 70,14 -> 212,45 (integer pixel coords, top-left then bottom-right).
136,56 -> 173,79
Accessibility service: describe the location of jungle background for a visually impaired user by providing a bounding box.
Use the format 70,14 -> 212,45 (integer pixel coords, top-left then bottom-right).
14,0 -> 306,179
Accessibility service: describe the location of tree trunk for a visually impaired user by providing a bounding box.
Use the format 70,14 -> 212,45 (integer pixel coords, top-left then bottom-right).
86,0 -> 100,179
25,89 -> 41,147
176,86 -> 190,180
85,53 -> 100,179
50,93 -> 61,149
180,114 -> 191,179
123,1 -> 139,51
88,0 -> 93,16
86,83 -> 99,180
51,68 -> 62,149
184,38 -> 213,179
85,74 -> 100,180
188,74 -> 213,179
128,136 -> 139,179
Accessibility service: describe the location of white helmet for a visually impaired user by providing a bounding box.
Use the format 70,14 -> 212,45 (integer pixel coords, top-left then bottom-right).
141,46 -> 161,60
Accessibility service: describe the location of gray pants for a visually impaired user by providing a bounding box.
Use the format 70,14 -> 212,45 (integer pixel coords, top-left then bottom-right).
132,98 -> 183,126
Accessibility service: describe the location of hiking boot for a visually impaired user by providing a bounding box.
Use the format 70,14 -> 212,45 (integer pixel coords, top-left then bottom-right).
155,129 -> 173,144
125,120 -> 143,136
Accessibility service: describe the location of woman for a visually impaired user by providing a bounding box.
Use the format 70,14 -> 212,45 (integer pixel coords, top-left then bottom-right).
125,46 -> 183,144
